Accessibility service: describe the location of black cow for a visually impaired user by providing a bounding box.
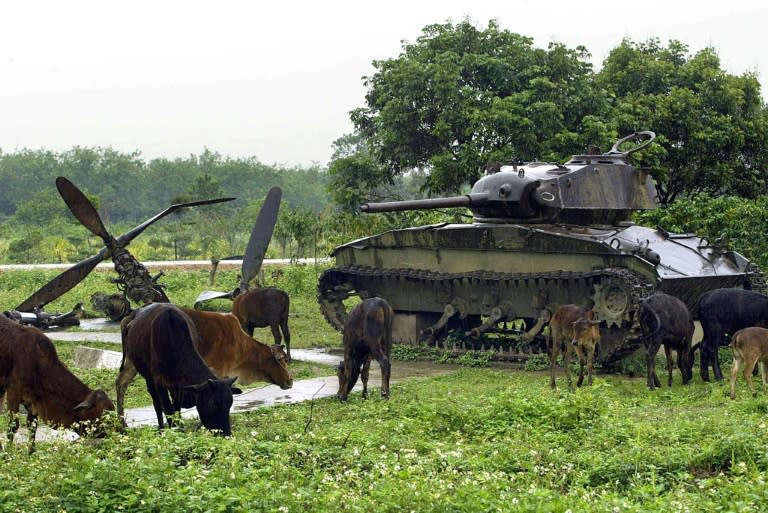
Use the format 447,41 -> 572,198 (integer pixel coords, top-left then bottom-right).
636,293 -> 694,390
697,288 -> 768,381
117,303 -> 241,434
336,297 -> 393,401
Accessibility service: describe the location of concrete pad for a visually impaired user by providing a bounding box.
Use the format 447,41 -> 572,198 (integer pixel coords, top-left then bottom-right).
73,346 -> 123,369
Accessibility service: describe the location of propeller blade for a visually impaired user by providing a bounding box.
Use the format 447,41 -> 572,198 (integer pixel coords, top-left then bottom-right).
117,197 -> 236,246
16,252 -> 106,311
193,290 -> 235,309
56,177 -> 112,242
241,187 -> 282,287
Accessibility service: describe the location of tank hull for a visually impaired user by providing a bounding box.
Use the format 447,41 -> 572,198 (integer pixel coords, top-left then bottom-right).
318,222 -> 761,365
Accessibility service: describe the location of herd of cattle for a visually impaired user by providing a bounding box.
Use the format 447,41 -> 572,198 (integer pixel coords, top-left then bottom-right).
2,282 -> 768,453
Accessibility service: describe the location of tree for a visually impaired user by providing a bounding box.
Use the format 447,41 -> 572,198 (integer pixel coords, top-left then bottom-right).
346,19 -> 603,195
597,39 -> 768,204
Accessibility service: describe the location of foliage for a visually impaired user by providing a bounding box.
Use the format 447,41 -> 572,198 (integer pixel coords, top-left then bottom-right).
598,38 -> 768,204
348,19 -> 601,196
332,22 -> 768,208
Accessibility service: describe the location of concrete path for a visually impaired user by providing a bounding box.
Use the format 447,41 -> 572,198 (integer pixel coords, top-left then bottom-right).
45,329 -> 455,430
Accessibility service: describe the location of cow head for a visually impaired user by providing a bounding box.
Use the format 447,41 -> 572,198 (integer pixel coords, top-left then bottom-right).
268,344 -> 293,390
184,376 -> 241,436
71,389 -> 116,437
571,311 -> 601,348
336,361 -> 360,401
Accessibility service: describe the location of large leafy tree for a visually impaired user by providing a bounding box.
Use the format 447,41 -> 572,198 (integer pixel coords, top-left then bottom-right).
597,39 -> 768,204
347,19 -> 607,195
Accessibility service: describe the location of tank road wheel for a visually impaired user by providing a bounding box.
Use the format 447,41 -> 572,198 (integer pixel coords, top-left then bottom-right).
591,277 -> 633,328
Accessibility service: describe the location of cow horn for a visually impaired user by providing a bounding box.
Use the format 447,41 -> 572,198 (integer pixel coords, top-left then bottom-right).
72,399 -> 93,412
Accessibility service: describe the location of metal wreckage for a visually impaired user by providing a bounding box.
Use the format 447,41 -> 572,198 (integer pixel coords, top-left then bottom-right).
318,132 -> 765,367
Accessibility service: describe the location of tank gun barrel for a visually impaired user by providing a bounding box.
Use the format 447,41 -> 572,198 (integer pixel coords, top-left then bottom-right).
361,193 -> 489,213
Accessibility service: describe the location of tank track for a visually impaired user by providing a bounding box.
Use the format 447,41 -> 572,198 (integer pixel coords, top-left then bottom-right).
318,265 -> 656,365
746,263 -> 768,294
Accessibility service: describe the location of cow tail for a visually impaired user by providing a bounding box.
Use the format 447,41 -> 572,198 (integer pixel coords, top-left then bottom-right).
635,303 -> 662,342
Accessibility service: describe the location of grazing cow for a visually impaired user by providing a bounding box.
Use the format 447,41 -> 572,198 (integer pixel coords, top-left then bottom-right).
117,303 -> 241,435
698,288 -> 768,382
635,293 -> 694,390
115,308 -> 292,413
182,308 -> 293,389
729,327 -> 768,399
0,314 -> 115,453
548,304 -> 601,390
337,297 -> 393,401
232,287 -> 291,360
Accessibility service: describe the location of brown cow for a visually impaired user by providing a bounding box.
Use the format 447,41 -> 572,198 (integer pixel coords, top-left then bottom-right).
337,297 -> 393,401
116,308 -> 292,423
548,305 -> 601,390
116,303 -> 240,435
0,313 -> 115,453
729,326 -> 768,399
232,287 -> 292,360
182,308 -> 293,389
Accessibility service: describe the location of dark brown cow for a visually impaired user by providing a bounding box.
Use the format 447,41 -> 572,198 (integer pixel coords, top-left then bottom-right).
116,308 -> 292,411
548,305 -> 601,390
0,313 -> 115,453
337,297 -> 393,401
116,303 -> 240,435
636,293 -> 693,390
697,288 -> 768,381
232,287 -> 291,360
729,327 -> 768,399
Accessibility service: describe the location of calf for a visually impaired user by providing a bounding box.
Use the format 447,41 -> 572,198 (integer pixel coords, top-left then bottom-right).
698,288 -> 768,381
729,327 -> 768,399
117,303 -> 240,435
636,293 -> 693,390
337,297 -> 393,401
0,313 -> 114,453
232,287 -> 291,360
548,305 -> 600,390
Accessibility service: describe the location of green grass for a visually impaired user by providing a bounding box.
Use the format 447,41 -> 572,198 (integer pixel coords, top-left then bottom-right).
2,369 -> 768,512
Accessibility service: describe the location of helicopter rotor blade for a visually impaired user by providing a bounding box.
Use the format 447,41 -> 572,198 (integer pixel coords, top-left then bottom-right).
116,197 -> 236,246
15,252 -> 106,312
240,187 -> 282,288
56,177 -> 114,243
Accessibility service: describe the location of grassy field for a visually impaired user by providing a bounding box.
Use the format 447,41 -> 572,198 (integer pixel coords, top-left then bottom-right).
2,265 -> 768,511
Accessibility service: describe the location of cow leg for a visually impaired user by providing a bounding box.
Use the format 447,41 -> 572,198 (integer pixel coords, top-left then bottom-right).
664,344 -> 674,387
361,357 -> 371,399
26,411 -> 38,455
269,323 -> 282,346
4,391 -> 22,449
564,342 -> 573,390
281,319 -> 291,362
744,356 -> 759,397
575,344 -> 585,387
586,345 -> 595,386
115,357 -> 139,424
144,379 -> 167,429
762,360 -> 768,389
377,354 -> 391,399
713,346 -> 725,381
549,335 -> 559,390
646,343 -> 658,390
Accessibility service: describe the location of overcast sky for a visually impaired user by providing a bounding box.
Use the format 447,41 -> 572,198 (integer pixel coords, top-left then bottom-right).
1,1 -> 766,167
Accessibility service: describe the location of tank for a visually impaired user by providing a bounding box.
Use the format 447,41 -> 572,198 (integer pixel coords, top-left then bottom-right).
318,132 -> 764,366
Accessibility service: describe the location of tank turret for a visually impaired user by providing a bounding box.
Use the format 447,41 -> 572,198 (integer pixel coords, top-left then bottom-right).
362,131 -> 658,225
319,132 -> 763,368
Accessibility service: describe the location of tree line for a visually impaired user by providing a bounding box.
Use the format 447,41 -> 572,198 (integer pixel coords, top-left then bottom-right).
3,19 -> 768,271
